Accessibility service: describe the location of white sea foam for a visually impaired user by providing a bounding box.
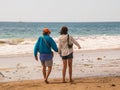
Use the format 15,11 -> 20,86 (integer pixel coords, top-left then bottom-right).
0,35 -> 120,56
76,35 -> 120,50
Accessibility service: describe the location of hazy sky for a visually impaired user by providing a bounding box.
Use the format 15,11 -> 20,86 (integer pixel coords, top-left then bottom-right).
0,0 -> 120,22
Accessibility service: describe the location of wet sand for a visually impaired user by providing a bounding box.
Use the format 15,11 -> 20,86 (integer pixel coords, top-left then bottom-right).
0,49 -> 120,89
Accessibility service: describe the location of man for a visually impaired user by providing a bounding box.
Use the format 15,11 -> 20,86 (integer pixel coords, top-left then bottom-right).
34,28 -> 58,83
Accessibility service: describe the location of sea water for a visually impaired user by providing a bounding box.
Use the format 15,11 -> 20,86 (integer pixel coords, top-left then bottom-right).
0,22 -> 120,38
0,22 -> 120,55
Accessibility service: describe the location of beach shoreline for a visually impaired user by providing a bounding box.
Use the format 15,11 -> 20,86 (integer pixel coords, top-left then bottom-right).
0,44 -> 120,90
1,35 -> 120,56
0,49 -> 120,83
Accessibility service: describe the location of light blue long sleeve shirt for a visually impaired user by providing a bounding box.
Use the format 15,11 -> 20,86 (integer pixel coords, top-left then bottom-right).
34,35 -> 58,57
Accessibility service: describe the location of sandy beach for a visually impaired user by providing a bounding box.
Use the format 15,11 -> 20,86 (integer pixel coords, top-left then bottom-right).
0,49 -> 120,90
0,77 -> 120,90
0,76 -> 120,90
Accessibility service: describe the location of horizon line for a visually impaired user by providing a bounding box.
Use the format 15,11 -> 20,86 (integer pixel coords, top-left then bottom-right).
0,21 -> 120,23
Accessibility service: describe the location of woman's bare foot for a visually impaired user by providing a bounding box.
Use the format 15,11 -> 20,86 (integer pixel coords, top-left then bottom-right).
62,80 -> 67,83
69,79 -> 74,83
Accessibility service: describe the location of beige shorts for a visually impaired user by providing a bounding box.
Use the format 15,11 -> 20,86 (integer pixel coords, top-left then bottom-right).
41,60 -> 53,67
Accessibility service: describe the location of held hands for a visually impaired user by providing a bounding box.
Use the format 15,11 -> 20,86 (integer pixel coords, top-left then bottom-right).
78,46 -> 81,49
35,56 -> 38,61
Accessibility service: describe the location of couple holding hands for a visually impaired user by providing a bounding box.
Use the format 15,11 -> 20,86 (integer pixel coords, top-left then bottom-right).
34,26 -> 81,84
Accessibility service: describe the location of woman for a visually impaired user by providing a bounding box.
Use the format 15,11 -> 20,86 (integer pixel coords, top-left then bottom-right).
34,28 -> 58,83
58,26 -> 81,83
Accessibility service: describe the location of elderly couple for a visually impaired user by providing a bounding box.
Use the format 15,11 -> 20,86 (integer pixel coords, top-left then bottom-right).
34,26 -> 81,84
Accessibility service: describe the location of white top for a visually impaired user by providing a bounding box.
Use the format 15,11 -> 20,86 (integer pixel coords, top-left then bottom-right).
58,34 -> 80,56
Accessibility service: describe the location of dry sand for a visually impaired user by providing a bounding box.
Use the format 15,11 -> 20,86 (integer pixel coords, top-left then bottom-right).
0,76 -> 120,90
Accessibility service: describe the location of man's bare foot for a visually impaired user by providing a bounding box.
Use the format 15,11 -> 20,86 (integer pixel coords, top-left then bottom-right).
45,80 -> 49,84
62,80 -> 67,83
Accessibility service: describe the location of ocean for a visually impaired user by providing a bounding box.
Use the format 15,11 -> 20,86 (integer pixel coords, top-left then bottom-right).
0,22 -> 120,39
0,22 -> 120,55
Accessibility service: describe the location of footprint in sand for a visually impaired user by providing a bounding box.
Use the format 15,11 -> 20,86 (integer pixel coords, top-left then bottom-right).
0,72 -> 5,80
97,57 -> 102,60
111,84 -> 116,87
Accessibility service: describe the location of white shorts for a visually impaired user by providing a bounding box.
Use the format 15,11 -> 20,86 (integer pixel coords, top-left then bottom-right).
41,60 -> 53,66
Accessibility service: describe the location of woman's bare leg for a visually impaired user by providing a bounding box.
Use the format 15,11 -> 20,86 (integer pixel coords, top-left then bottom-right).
68,59 -> 73,82
62,60 -> 67,82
